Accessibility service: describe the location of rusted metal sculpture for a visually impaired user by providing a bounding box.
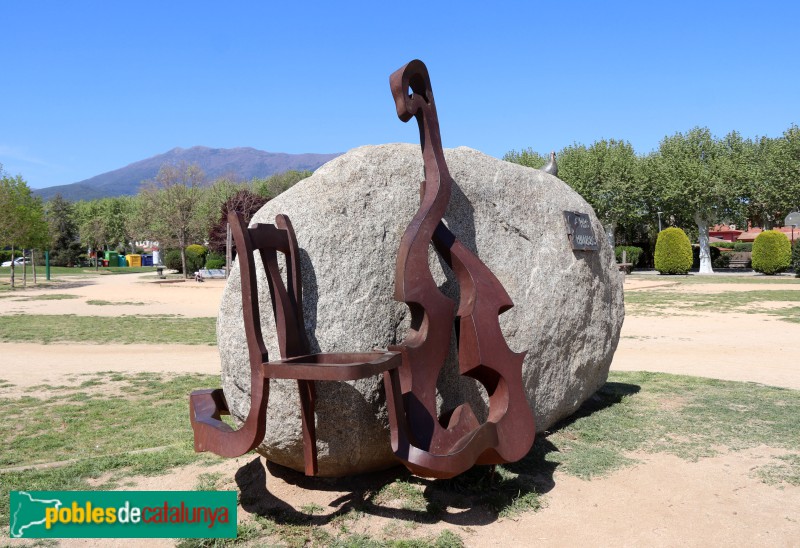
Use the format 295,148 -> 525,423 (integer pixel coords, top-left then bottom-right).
190,211 -> 400,476
383,60 -> 536,479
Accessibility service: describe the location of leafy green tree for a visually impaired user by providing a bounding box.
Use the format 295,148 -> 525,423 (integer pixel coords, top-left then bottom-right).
140,162 -> 206,278
0,166 -> 48,287
252,170 -> 311,199
506,141 -> 645,248
46,194 -> 83,266
651,127 -> 748,274
753,125 -> 800,227
502,148 -> 547,169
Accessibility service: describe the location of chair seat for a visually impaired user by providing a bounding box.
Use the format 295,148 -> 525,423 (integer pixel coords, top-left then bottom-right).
264,350 -> 401,381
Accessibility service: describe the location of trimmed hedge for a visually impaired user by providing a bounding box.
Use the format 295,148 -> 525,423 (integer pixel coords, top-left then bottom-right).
654,227 -> 693,275
205,251 -> 225,270
163,248 -> 206,274
751,230 -> 791,275
733,242 -> 752,252
614,246 -> 643,267
793,239 -> 800,278
710,241 -> 736,249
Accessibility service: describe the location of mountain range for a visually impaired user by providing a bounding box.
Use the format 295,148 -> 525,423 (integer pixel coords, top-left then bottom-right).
35,146 -> 342,201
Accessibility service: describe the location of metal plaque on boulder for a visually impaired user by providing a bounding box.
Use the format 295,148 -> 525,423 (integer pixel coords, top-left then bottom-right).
563,211 -> 599,251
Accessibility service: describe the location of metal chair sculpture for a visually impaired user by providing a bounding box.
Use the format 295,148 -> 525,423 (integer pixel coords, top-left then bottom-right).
189,211 -> 400,476
382,59 -> 536,479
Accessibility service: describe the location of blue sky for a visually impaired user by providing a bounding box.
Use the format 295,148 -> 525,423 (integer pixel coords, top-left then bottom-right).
2,1 -> 798,189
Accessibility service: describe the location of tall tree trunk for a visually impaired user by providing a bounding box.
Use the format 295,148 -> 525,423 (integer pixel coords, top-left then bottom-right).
694,212 -> 714,275
22,248 -> 27,288
605,221 -> 617,250
10,245 -> 15,289
32,249 -> 37,284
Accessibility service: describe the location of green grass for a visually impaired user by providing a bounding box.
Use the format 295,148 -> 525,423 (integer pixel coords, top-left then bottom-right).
87,299 -> 146,306
0,314 -> 217,344
632,273 -> 800,285
626,289 -> 800,322
11,293 -> 79,301
0,266 -> 159,278
0,372 -> 218,528
2,369 -> 797,543
535,371 -> 800,478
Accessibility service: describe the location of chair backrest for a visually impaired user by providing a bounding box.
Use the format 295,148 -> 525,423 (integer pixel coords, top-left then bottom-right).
229,211 -> 309,370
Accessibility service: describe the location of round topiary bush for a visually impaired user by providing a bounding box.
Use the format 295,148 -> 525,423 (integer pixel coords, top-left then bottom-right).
186,244 -> 207,261
752,230 -> 791,275
654,227 -> 693,275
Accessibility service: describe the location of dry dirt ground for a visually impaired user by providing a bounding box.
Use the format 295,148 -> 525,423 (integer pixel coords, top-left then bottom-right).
2,272 -> 799,547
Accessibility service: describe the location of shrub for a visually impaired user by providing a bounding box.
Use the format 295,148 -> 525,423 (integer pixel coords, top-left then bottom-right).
751,230 -> 791,275
163,250 -> 183,272
713,253 -> 731,269
205,251 -> 225,270
186,244 -> 207,261
614,246 -> 643,267
710,241 -> 736,249
654,227 -> 693,275
793,239 -> 800,278
733,242 -> 752,252
163,247 -> 206,274
692,245 -> 721,269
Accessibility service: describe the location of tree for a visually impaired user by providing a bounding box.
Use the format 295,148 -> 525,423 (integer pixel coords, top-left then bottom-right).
207,189 -> 269,253
0,166 -> 48,287
252,170 -> 311,199
76,200 -> 106,269
46,194 -> 83,266
506,141 -> 645,248
140,162 -> 206,278
502,148 -> 547,169
652,127 -> 747,274
753,125 -> 800,227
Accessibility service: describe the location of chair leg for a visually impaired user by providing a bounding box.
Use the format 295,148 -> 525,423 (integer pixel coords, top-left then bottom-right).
297,379 -> 318,476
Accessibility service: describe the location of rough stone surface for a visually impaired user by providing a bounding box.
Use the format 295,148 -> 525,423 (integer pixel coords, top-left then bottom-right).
217,144 -> 624,476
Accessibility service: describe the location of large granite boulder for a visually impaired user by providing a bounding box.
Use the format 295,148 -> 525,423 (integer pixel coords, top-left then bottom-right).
217,144 -> 624,476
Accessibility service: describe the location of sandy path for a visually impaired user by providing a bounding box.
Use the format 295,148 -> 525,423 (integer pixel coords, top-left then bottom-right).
0,273 -> 226,318
468,447 -> 800,547
0,343 -> 222,394
4,271 -> 800,547
612,311 -> 800,389
56,446 -> 799,548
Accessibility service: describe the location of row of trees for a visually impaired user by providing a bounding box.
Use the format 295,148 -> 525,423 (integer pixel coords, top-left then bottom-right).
1,162 -> 311,283
505,124 -> 800,273
0,165 -> 49,286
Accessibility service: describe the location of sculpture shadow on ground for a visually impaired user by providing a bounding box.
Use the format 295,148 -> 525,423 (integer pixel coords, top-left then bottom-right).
235,380 -> 640,527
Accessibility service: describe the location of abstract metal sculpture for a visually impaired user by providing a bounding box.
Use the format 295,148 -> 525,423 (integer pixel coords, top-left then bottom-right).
383,60 -> 536,479
190,211 -> 400,476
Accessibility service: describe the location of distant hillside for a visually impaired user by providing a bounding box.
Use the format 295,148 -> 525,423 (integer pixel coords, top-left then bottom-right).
35,146 -> 342,201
